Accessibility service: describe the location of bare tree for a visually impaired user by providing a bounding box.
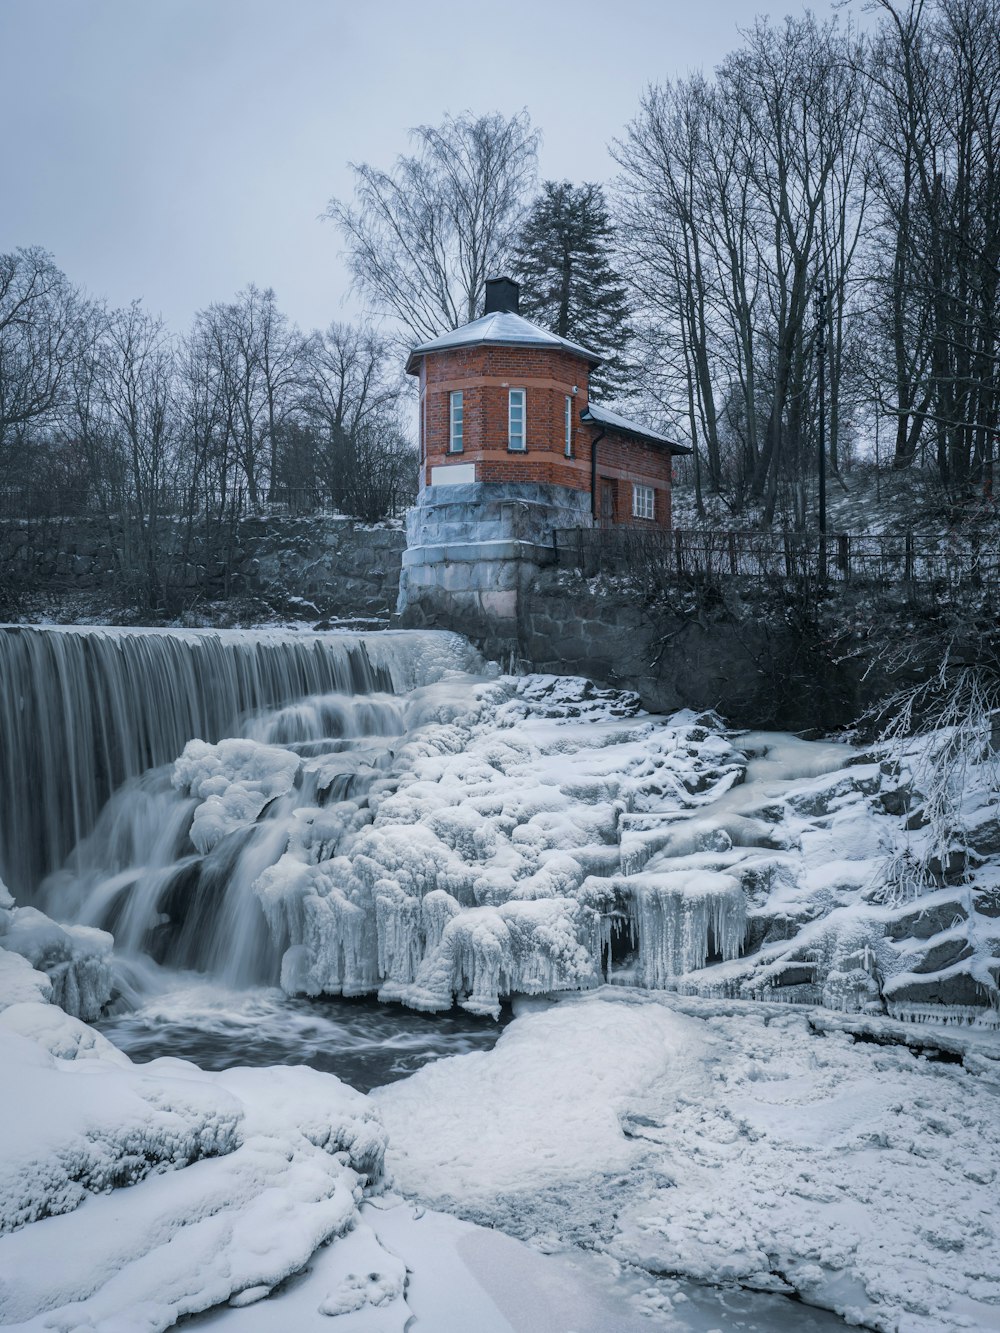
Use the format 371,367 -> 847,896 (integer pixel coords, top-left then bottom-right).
865,0 -> 938,470
327,111 -> 539,342
98,304 -> 178,606
0,248 -> 83,505
305,320 -> 412,518
615,79 -> 726,495
192,286 -> 309,511
617,17 -> 868,525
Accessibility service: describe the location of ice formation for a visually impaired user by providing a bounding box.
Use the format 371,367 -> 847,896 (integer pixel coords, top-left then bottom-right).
4,624 -> 998,1025
46,666 -> 781,1018
0,877 -> 113,1021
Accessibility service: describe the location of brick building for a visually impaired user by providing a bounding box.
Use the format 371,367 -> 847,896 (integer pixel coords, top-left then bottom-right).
406,276 -> 689,528
396,278 -> 690,647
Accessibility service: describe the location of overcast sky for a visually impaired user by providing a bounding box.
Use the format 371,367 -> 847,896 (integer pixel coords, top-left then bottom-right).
1,0 -> 855,334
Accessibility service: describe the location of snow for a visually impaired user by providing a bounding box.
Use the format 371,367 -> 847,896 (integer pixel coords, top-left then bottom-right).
0,1000 -> 131,1065
30,653 -> 999,1026
0,1027 -> 242,1236
0,892 -> 389,1329
0,948 -> 51,1009
0,1018 -> 386,1331
407,309 -> 601,366
8,970 -> 992,1331
0,880 -> 113,1020
194,1193 -> 760,1333
375,987 -> 1000,1333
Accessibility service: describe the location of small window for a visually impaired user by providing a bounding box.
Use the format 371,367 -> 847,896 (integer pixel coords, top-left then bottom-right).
508,388 -> 526,451
449,390 -> 464,453
632,484 -> 655,521
419,390 -> 426,462
564,396 -> 573,457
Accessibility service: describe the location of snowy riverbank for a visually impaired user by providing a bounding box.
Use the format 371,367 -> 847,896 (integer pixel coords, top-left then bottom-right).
0,969 -> 997,1330
2,631 -> 999,1328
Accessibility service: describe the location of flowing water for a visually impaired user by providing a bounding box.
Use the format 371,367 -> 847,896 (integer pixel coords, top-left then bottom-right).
0,624 -> 473,898
0,624 -> 498,1084
0,624 -> 854,1330
96,971 -> 509,1093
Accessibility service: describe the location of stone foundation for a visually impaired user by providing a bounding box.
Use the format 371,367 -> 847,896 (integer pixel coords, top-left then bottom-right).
397,481 -> 591,652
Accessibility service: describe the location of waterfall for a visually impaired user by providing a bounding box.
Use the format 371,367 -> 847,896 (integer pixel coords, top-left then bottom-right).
0,626 -> 477,898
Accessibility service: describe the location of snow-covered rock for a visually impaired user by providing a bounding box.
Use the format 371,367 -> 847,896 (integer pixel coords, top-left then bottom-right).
0,1010 -> 388,1331
0,878 -> 113,1021
0,1027 -> 241,1235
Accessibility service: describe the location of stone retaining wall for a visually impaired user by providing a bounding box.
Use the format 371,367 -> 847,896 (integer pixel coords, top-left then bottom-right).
2,516 -> 406,619
518,569 -> 778,720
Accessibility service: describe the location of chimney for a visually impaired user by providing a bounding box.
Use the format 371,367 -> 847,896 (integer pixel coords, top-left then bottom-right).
484,276 -> 520,316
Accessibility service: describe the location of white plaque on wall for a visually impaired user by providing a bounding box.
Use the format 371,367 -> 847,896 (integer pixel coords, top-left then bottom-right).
431,463 -> 476,486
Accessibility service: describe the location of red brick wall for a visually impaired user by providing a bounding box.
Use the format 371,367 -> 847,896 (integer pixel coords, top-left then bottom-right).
414,344 -> 673,528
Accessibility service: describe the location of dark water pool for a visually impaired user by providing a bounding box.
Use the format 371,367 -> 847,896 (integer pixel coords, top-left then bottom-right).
97,976 -> 509,1092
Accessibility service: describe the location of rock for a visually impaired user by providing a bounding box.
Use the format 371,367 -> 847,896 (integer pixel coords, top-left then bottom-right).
926,850 -> 967,883
910,936 -> 974,974
887,897 -> 968,941
964,807 -> 1000,857
886,969 -> 991,1008
879,788 -> 912,816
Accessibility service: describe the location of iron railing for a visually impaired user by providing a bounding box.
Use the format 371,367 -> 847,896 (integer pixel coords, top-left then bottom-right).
553,526 -> 1000,587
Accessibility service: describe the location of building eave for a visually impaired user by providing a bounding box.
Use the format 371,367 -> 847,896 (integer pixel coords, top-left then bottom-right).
405,311 -> 604,375
581,405 -> 692,454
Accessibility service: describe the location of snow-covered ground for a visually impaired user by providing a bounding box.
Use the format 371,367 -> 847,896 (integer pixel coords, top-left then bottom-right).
0,950 -> 857,1333
0,989 -> 385,1330
3,638 -> 1000,1330
377,988 -> 1000,1332
1,951 -> 996,1330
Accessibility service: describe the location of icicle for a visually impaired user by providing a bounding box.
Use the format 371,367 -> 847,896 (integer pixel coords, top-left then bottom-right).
886,1003 -> 1000,1029
621,871 -> 747,988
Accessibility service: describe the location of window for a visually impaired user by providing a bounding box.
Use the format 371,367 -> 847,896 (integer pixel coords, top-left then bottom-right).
564,396 -> 573,456
632,484 -> 655,520
449,390 -> 464,453
508,388 -> 525,450
419,390 -> 426,462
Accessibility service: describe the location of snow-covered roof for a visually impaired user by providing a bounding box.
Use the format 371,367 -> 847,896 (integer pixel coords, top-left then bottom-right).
581,403 -> 691,454
406,311 -> 603,374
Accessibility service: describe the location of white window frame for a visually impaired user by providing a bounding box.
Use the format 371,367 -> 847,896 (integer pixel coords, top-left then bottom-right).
564,395 -> 573,456
632,483 -> 655,521
508,388 -> 526,451
449,390 -> 464,453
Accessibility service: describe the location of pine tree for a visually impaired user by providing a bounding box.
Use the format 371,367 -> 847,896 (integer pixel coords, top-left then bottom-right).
512,181 -> 633,402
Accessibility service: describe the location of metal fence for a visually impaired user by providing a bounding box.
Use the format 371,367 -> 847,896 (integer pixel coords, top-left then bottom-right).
553,526 -> 1000,587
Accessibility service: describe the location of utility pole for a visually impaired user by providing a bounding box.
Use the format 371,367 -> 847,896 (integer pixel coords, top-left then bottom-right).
816,280 -> 827,580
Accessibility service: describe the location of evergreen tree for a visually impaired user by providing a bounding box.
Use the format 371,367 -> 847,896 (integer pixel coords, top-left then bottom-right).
512,181 -> 633,402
